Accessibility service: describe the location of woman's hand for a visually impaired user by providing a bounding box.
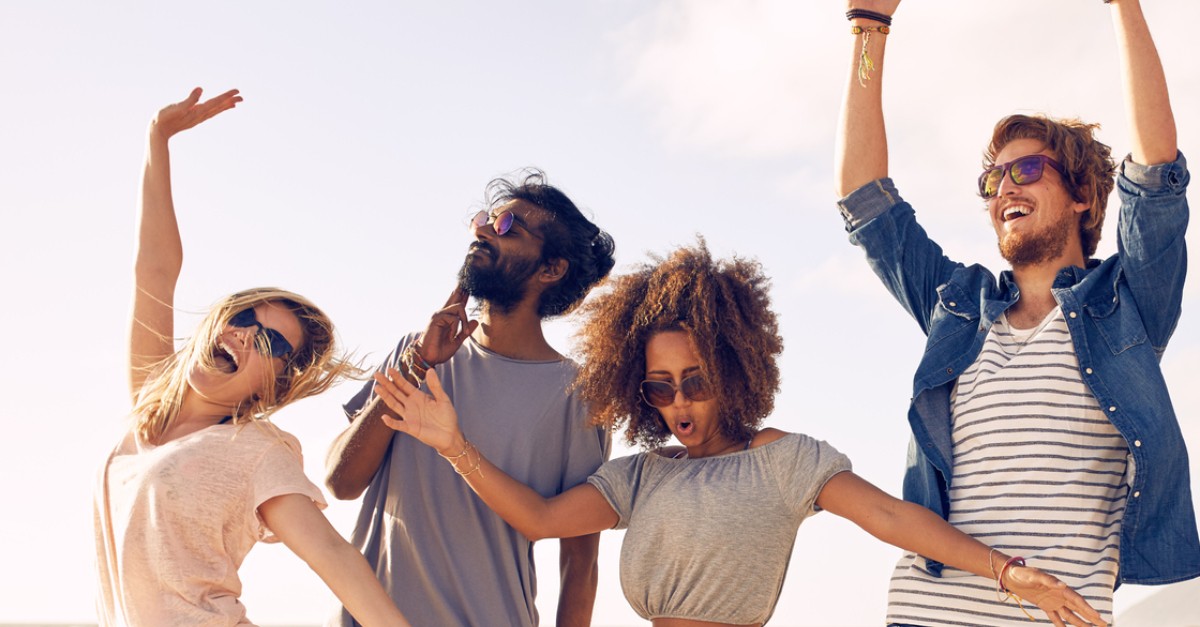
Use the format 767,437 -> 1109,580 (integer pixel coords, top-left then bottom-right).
1003,564 -> 1107,627
373,368 -> 464,456
149,87 -> 242,142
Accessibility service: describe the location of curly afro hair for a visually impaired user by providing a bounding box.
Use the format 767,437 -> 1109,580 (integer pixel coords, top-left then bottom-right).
574,239 -> 783,449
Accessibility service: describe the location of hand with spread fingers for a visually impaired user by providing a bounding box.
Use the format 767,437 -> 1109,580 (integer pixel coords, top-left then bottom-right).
413,287 -> 478,367
150,87 -> 242,141
1003,565 -> 1107,627
373,368 -> 464,456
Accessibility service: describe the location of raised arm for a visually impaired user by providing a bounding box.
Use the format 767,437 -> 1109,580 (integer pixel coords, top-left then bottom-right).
325,288 -> 479,499
371,368 -> 618,541
817,473 -> 1106,627
834,1 -> 900,197
1111,0 -> 1175,165
128,88 -> 241,399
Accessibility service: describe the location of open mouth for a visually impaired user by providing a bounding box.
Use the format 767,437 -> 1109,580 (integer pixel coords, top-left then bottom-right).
1001,204 -> 1032,223
212,341 -> 240,374
675,420 -> 694,437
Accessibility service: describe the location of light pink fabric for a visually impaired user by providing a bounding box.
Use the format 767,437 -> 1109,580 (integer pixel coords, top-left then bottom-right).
94,423 -> 326,626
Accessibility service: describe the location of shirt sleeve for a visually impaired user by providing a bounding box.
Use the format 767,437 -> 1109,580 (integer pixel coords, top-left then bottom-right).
250,432 -> 328,543
768,434 -> 852,518
586,454 -> 646,530
558,393 -> 612,494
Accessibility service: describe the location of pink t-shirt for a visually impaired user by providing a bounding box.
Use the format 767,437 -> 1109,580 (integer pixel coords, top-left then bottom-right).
94,422 -> 326,626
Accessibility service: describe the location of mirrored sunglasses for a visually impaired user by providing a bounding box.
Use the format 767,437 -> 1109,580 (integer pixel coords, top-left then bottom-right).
470,210 -> 516,236
978,154 -> 1068,199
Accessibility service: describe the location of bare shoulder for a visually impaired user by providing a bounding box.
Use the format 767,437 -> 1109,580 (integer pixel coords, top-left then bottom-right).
749,427 -> 790,448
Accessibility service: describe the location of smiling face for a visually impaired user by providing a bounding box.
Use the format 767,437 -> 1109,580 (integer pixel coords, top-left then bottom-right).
187,300 -> 305,412
988,138 -> 1090,269
643,330 -> 737,458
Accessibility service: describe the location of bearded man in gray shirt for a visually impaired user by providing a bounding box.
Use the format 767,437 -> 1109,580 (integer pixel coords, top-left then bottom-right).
325,170 -> 615,627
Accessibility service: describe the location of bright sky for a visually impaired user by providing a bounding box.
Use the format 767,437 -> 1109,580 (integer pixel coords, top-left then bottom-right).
2,1 -> 1198,625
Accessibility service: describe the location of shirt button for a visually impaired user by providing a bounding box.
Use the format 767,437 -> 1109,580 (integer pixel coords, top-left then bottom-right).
949,301 -> 957,307
1069,311 -> 1078,319
1134,440 -> 1142,447
1109,406 -> 1117,412
1085,368 -> 1093,375
1133,491 -> 1141,498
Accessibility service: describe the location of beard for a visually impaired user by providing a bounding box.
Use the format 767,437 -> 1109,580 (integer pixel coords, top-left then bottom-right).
998,214 -> 1074,268
457,248 -> 542,314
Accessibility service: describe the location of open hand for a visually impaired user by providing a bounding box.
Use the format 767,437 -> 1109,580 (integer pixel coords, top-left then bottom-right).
1004,565 -> 1107,627
373,368 -> 464,455
414,287 -> 478,366
150,87 -> 242,141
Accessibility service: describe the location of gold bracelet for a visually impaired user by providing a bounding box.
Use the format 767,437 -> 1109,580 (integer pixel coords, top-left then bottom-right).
853,25 -> 889,88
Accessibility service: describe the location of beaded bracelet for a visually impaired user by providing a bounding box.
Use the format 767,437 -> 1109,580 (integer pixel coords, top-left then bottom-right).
846,8 -> 893,25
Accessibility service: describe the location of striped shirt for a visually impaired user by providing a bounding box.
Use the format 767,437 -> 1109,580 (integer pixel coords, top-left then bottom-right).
887,307 -> 1129,626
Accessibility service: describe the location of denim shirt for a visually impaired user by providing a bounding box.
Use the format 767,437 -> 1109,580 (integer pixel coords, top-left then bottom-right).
837,153 -> 1199,585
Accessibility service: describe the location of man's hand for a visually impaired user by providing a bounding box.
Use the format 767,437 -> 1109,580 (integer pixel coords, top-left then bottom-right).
415,287 -> 478,366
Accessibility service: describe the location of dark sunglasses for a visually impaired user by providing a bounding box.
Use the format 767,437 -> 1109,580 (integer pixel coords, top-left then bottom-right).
640,373 -> 714,408
229,308 -> 294,361
978,154 -> 1068,199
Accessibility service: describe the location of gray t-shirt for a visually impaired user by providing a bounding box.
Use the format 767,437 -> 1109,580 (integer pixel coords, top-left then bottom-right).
331,335 -> 610,627
587,433 -> 850,625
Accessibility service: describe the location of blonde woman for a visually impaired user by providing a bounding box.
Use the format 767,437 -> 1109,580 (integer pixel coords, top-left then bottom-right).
93,88 -> 411,626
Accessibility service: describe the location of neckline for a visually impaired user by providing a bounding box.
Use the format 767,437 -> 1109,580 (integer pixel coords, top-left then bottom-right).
467,336 -> 565,364
656,433 -> 793,462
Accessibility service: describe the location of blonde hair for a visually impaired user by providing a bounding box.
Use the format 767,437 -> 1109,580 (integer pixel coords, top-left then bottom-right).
131,287 -> 363,443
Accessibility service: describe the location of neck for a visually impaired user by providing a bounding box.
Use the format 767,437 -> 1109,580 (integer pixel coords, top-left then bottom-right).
471,299 -> 560,361
685,434 -> 745,459
1008,254 -> 1084,327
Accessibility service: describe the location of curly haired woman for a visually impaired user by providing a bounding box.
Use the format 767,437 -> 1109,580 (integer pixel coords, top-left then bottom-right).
371,241 -> 1105,627
94,88 -> 410,626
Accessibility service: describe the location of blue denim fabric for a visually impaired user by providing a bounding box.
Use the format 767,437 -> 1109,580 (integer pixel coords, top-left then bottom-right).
837,153 -> 1199,585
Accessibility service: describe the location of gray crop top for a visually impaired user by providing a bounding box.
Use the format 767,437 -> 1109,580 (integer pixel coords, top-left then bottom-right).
587,433 -> 852,625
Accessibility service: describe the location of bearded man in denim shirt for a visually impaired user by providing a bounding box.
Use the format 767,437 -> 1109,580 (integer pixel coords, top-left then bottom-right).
834,1 -> 1198,626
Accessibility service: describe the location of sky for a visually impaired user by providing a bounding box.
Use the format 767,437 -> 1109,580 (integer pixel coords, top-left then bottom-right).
2,1 -> 1199,625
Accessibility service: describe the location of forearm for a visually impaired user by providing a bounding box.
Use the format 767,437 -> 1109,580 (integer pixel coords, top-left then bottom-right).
325,397 -> 396,500
440,434 -> 560,541
835,15 -> 890,197
871,498 -> 1000,580
556,534 -> 600,627
1112,0 -> 1176,164
136,132 -> 183,281
312,539 -> 412,627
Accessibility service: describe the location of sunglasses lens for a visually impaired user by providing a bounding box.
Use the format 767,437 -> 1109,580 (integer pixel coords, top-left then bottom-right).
260,330 -> 294,360
1011,155 -> 1046,185
680,374 -> 713,402
980,168 -> 1003,198
470,210 -> 489,232
494,211 -> 515,236
640,381 -> 676,408
229,308 -> 257,328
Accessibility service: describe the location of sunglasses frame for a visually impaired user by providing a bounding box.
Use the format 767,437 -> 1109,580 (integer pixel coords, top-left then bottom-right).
978,154 -> 1069,199
471,210 -> 517,236
639,373 -> 714,408
228,308 -> 295,361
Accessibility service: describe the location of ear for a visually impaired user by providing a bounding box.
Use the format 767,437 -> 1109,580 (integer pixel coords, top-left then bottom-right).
539,258 -> 568,285
1072,200 -> 1090,215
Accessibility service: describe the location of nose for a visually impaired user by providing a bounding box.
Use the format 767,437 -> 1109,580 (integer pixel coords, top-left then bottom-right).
995,166 -> 1021,197
670,387 -> 690,407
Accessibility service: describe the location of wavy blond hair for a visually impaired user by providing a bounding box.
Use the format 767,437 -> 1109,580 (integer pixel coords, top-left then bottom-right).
131,288 -> 363,443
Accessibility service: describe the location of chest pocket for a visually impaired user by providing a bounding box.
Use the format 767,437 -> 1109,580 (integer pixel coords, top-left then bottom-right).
1083,283 -> 1147,355
927,283 -> 978,346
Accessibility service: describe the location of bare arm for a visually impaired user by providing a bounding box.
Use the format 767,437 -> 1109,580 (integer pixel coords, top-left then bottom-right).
556,533 -> 600,627
816,472 -> 1106,627
1111,0 -> 1175,165
325,396 -> 398,500
372,368 -> 619,541
834,1 -> 900,197
258,494 -> 411,626
128,88 -> 241,399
